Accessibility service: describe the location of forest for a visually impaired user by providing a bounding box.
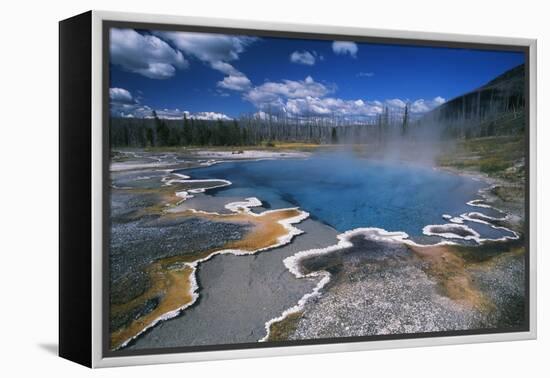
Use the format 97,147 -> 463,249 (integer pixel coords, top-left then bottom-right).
110,107 -> 409,147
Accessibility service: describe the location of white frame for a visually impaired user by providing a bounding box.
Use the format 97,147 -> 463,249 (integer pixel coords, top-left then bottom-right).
90,10 -> 537,368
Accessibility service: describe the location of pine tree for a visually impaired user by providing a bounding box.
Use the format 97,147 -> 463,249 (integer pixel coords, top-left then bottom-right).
183,114 -> 192,145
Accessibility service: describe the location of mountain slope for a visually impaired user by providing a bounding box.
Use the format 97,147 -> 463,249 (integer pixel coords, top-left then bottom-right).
422,64 -> 526,138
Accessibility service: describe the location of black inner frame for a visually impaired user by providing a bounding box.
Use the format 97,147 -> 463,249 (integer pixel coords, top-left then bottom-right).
102,19 -> 531,358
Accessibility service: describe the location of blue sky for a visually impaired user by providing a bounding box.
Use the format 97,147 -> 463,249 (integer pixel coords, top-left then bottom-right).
109,28 -> 524,120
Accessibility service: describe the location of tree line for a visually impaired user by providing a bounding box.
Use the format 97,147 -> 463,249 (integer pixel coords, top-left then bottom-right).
110,82 -> 524,149
110,106 -> 415,148
111,111 -> 248,147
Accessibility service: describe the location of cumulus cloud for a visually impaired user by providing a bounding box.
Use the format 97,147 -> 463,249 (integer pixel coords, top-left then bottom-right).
410,96 -> 446,113
153,109 -> 232,121
242,74 -> 445,119
154,31 -> 256,90
111,104 -> 232,120
385,98 -> 407,109
110,103 -> 152,119
210,60 -> 240,76
109,87 -> 134,104
242,75 -> 443,118
110,29 -> 189,79
154,31 -> 256,63
290,50 -> 316,65
217,74 -> 252,91
109,87 -> 144,117
332,41 -> 358,57
143,109 -> 232,120
365,97 -> 446,114
187,111 -> 233,121
110,83 -> 443,122
109,87 -> 232,120
245,76 -> 333,109
273,96 -> 444,119
284,97 -> 384,118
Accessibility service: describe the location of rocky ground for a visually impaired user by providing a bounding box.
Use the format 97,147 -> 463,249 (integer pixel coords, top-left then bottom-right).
275,236 -> 525,341
290,238 -> 480,339
126,218 -> 337,349
109,173 -> 252,336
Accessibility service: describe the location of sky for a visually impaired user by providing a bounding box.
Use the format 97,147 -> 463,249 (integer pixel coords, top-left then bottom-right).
108,27 -> 525,121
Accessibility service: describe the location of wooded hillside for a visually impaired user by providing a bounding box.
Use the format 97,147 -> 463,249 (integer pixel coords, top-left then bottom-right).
421,64 -> 525,138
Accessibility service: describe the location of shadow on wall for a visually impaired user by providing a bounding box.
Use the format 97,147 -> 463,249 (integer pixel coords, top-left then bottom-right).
38,343 -> 58,356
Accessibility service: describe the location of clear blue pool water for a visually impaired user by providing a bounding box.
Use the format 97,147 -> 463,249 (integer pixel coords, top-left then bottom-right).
180,153 -> 507,238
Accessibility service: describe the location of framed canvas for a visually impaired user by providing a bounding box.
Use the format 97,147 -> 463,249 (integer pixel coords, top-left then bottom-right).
59,10 -> 537,368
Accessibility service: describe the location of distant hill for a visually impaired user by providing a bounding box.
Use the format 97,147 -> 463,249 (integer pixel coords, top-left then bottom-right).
422,64 -> 526,138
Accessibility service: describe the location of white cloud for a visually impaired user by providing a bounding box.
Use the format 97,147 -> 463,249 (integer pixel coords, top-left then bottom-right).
410,97 -> 446,113
109,87 -> 134,104
243,83 -> 445,119
108,87 -> 232,120
110,29 -> 188,79
110,83 -> 443,122
210,61 -> 240,76
217,74 -> 252,91
241,75 -> 444,119
244,76 -> 332,109
290,50 -> 316,65
154,31 -> 256,91
154,31 -> 256,63
434,96 -> 446,105
188,111 -> 233,121
154,108 -> 187,120
210,62 -> 252,91
155,109 -> 232,121
109,88 -> 146,117
280,96 -> 444,118
357,72 -> 375,77
110,103 -> 232,120
386,98 -> 407,109
284,96 -> 384,118
332,41 -> 358,58
141,109 -> 232,120
150,109 -> 232,120
110,103 -> 153,119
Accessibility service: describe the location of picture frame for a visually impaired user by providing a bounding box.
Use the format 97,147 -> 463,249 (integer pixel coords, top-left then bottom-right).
59,10 -> 537,368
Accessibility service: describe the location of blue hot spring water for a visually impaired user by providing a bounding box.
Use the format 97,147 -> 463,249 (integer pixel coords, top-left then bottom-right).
180,154 -> 509,239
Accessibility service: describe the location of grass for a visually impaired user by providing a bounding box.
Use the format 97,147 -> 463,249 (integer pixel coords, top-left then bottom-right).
133,141 -> 323,153
437,135 -> 525,182
437,134 -> 526,225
